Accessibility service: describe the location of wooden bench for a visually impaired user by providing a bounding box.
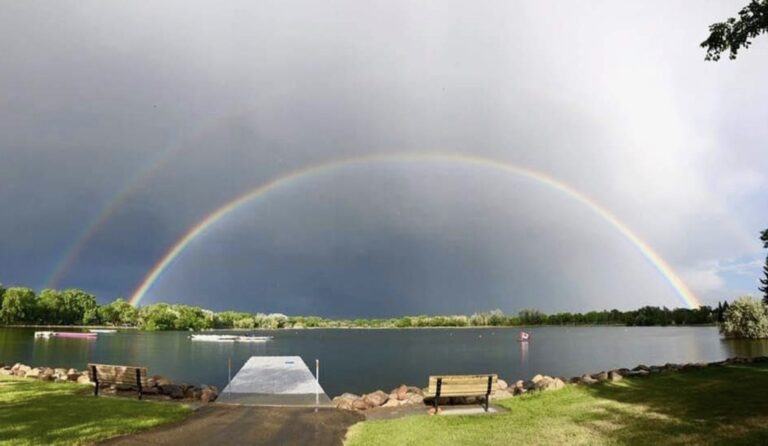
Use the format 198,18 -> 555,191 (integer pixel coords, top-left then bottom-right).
87,363 -> 148,400
424,374 -> 497,412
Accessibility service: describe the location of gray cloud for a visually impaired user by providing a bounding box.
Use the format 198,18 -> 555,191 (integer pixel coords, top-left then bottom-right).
1,0 -> 766,313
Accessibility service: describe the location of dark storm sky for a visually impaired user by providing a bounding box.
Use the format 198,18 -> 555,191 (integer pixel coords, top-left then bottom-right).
1,1 -> 766,316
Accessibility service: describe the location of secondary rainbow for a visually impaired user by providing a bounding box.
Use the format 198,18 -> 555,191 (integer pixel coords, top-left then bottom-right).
128,153 -> 702,309
43,112 -> 245,289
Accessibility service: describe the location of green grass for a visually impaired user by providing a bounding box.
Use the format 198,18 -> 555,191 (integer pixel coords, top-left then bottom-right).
346,363 -> 768,446
0,375 -> 191,446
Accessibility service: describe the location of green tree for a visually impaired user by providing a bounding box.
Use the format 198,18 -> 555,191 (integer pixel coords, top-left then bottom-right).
0,287 -> 37,324
38,289 -> 65,324
61,289 -> 98,325
760,228 -> 768,305
701,0 -> 768,60
720,296 -> 768,339
138,304 -> 178,331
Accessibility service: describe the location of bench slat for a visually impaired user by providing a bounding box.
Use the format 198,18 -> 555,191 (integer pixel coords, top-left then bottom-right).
425,390 -> 489,397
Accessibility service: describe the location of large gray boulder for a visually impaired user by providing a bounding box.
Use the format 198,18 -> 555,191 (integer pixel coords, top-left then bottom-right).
159,384 -> 184,399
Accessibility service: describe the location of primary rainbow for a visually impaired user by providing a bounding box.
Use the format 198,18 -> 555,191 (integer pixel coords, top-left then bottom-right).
128,153 -> 702,309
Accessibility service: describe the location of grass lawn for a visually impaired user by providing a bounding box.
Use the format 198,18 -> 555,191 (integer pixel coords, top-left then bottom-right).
0,375 -> 191,446
346,363 -> 768,446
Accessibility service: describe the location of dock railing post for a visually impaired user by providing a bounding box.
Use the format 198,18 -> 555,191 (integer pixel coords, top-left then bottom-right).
315,358 -> 319,411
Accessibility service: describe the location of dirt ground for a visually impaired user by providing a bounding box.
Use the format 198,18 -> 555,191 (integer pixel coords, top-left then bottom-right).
100,404 -> 365,446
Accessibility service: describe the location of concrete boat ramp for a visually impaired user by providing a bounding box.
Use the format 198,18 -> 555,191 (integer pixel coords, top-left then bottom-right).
220,356 -> 332,407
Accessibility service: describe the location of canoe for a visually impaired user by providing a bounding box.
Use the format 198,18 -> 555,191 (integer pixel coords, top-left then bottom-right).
89,329 -> 117,333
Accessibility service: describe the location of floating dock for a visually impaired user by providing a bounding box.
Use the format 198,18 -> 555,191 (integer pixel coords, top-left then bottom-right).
221,356 -> 332,407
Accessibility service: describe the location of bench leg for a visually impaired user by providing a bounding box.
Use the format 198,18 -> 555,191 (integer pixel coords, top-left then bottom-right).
91,365 -> 99,397
485,395 -> 490,412
136,369 -> 143,400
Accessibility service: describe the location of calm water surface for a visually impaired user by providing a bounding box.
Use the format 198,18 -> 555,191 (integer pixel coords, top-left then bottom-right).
2,326 -> 767,397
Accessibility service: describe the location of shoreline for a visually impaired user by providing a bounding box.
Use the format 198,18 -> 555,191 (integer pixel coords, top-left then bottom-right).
1,323 -> 718,331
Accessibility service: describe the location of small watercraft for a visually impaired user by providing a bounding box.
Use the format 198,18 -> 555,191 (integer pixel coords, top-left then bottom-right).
89,329 -> 117,334
35,331 -> 97,339
235,335 -> 273,343
190,334 -> 237,342
518,330 -> 530,342
190,334 -> 273,343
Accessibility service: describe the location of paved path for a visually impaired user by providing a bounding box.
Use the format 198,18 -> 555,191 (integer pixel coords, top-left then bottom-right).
100,404 -> 364,446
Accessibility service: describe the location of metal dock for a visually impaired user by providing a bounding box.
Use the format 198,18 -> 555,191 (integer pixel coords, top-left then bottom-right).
221,356 -> 332,407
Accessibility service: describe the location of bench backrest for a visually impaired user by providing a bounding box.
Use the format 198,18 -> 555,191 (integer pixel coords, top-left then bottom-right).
428,374 -> 497,397
87,363 -> 148,388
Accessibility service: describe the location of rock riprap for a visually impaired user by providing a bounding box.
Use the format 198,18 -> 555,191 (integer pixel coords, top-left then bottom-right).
1,362 -> 218,403
331,356 -> 768,412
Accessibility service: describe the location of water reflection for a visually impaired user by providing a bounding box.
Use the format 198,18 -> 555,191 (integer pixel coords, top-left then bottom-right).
520,339 -> 529,364
722,338 -> 768,358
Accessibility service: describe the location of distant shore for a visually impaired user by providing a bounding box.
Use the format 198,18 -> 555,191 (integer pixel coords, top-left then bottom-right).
2,323 -> 717,331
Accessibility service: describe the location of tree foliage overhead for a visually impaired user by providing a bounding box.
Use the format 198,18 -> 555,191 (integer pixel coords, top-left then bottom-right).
701,0 -> 768,60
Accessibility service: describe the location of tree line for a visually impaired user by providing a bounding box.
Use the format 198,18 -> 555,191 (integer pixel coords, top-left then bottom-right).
0,283 -> 730,331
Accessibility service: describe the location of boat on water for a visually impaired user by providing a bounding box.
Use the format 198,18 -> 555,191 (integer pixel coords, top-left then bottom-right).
89,329 -> 117,333
191,334 -> 237,342
190,334 -> 273,343
35,331 -> 97,339
518,330 -> 530,342
235,335 -> 274,343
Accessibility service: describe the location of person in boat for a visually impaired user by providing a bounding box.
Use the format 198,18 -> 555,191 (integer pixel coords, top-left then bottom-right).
519,330 -> 530,342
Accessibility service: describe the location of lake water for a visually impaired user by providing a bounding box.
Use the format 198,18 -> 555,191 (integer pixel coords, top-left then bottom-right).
2,326 -> 767,397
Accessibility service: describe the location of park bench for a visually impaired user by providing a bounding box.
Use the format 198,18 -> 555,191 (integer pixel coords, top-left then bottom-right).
424,374 -> 497,412
87,363 -> 148,400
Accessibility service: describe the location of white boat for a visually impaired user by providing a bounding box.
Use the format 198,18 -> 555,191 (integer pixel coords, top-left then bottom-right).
190,334 -> 273,343
89,329 -> 117,334
235,336 -> 273,343
190,334 -> 237,342
34,331 -> 55,338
